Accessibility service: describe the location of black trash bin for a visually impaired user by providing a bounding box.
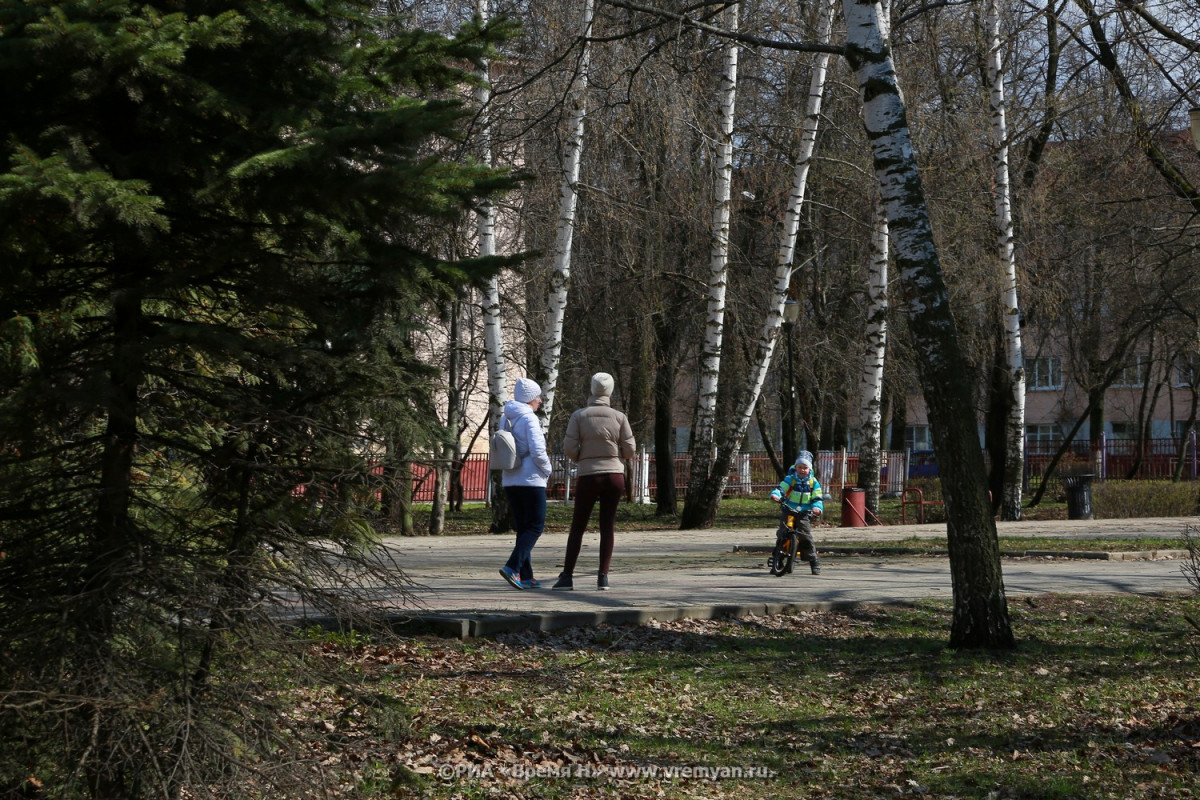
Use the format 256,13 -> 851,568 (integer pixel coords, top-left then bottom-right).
1062,474 -> 1094,520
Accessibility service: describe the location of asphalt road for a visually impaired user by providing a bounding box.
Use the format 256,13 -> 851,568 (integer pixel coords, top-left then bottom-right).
353,516 -> 1200,637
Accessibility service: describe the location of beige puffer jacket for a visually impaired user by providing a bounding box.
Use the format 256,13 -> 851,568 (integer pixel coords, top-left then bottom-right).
563,396 -> 636,477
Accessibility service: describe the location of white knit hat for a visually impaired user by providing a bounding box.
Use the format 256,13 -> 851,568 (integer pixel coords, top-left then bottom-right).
795,450 -> 814,469
590,372 -> 614,398
514,377 -> 541,404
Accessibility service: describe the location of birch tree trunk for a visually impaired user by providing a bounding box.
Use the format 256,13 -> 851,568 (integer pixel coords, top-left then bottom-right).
679,0 -> 840,528
841,0 -> 1013,649
677,0 -> 838,530
987,0 -> 1026,522
857,199 -> 889,519
680,2 -> 739,529
475,0 -> 510,530
538,0 -> 594,425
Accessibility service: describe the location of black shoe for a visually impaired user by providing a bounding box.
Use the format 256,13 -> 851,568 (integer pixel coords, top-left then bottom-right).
597,574 -> 610,591
810,558 -> 822,575
552,573 -> 574,590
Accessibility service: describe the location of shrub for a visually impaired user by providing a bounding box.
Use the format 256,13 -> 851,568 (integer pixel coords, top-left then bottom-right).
1092,480 -> 1200,518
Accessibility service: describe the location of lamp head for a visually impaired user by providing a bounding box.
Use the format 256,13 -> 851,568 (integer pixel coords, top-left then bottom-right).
783,299 -> 801,325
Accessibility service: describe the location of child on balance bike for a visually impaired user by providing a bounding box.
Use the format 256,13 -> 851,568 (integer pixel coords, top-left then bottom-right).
769,450 -> 824,575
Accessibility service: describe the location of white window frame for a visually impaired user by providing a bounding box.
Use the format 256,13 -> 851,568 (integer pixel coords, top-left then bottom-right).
1024,356 -> 1062,390
1108,422 -> 1136,455
1108,422 -> 1136,439
1175,356 -> 1199,388
1113,355 -> 1149,388
904,425 -> 932,452
1025,424 -> 1061,453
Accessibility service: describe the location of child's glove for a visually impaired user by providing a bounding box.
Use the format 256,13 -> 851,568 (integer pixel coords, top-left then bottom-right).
770,490 -> 782,503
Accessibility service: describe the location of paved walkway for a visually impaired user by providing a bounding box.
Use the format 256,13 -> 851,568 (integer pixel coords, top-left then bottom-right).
371,516 -> 1199,637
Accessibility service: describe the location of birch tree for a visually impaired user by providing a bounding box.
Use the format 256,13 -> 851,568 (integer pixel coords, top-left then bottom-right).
987,0 -> 1026,521
538,0 -> 595,424
857,199 -> 889,517
680,0 -> 838,528
681,2 -> 741,528
475,0 -> 512,530
841,0 -> 1013,648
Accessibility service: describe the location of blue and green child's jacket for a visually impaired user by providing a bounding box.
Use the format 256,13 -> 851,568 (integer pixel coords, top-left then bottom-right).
772,468 -> 823,515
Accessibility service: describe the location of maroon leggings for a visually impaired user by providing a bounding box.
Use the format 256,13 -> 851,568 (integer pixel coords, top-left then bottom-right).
561,472 -> 626,576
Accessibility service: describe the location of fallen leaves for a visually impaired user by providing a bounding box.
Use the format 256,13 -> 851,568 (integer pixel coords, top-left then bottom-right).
262,597 -> 1200,799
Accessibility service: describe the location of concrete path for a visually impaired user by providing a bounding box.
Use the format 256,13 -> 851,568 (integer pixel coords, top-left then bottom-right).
371,516 -> 1200,637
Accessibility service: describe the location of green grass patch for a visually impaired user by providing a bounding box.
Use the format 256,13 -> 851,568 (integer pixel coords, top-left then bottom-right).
426,496 -> 1086,536
281,594 -> 1200,799
422,479 -> 1199,537
1094,481 -> 1200,519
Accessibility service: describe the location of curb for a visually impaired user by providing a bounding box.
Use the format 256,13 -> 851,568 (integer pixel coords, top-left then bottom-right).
736,545 -> 1192,561
390,600 -> 870,639
287,602 -> 874,639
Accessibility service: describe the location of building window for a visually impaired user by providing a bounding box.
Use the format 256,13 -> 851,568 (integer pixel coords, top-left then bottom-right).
1025,424 -> 1061,453
904,425 -> 932,452
1113,356 -> 1149,388
1175,356 -> 1199,388
1174,420 -> 1196,441
1108,422 -> 1136,455
1024,356 -> 1062,390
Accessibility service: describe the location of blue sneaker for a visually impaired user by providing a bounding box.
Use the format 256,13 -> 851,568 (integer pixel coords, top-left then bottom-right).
520,578 -> 540,589
499,566 -> 523,590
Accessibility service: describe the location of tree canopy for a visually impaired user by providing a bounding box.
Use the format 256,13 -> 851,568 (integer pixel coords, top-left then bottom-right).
0,1 -> 519,795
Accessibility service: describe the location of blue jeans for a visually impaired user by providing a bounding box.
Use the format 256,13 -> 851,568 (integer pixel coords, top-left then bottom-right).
504,486 -> 547,580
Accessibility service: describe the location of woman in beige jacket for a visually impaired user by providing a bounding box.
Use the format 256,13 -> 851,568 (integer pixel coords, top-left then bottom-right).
551,373 -> 636,591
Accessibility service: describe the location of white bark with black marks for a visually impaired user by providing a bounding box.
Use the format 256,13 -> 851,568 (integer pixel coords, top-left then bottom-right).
539,0 -> 594,425
841,0 -> 1013,648
988,0 -> 1026,521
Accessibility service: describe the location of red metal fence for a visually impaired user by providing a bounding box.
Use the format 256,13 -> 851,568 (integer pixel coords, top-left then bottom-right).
410,436 -> 1198,504
409,450 -> 910,504
1025,434 -> 1198,489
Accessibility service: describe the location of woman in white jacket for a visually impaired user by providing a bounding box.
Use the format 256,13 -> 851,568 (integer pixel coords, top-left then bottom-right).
552,373 -> 635,591
498,378 -> 553,590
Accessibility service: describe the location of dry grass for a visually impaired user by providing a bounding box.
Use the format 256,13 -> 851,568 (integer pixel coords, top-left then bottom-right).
275,593 -> 1200,799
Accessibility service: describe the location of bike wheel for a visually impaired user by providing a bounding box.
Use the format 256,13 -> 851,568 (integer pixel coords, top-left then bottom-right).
783,532 -> 798,574
769,537 -> 789,576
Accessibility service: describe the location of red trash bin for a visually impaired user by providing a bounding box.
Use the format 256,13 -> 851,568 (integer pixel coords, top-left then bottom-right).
841,487 -> 866,527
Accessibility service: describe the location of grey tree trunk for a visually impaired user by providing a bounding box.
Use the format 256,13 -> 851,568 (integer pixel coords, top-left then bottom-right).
430,299 -> 464,535
841,0 -> 1013,649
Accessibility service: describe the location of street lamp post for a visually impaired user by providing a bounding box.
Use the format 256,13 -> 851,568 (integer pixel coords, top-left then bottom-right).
782,300 -> 800,462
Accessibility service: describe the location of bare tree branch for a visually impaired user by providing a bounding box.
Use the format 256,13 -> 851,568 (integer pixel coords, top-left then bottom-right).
1117,0 -> 1200,52
599,0 -> 845,54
